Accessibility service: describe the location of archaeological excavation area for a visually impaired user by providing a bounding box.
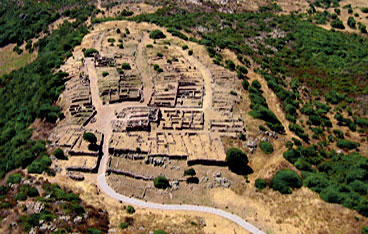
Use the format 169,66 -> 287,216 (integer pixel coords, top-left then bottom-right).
49,21 -> 247,201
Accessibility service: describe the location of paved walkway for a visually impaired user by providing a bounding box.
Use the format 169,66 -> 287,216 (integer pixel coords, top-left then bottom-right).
97,173 -> 264,234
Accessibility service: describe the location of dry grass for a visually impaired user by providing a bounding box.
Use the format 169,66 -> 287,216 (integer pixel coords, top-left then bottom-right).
0,44 -> 37,77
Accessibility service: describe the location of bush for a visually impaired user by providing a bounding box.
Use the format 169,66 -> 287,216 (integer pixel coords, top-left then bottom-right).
336,139 -> 360,150
83,48 -> 98,57
347,16 -> 356,28
53,148 -> 66,160
182,45 -> 188,50
149,29 -> 166,39
121,63 -> 131,70
362,226 -> 368,234
259,141 -> 274,154
304,173 -> 330,192
225,59 -> 236,71
107,38 -> 115,43
127,205 -> 135,214
154,230 -> 167,234
102,71 -> 109,77
7,173 -> 22,184
87,228 -> 102,234
184,168 -> 196,176
226,148 -> 249,173
154,176 -> 170,189
15,192 -> 27,201
271,169 -> 302,194
186,177 -> 199,184
83,132 -> 97,144
255,179 -> 267,190
331,19 -> 345,29
120,222 -> 128,229
188,49 -> 193,55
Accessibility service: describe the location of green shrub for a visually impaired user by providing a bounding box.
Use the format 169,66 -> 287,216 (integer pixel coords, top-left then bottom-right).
167,28 -> 188,40
107,38 -> 115,43
20,185 -> 39,197
188,49 -> 193,55
259,141 -> 274,154
319,185 -> 342,204
362,226 -> 368,234
154,176 -> 170,189
255,179 -> 267,190
230,90 -> 237,96
336,139 -> 360,150
271,169 -> 302,194
182,45 -> 188,50
87,228 -> 102,234
7,173 -> 22,184
84,48 -> 98,57
331,19 -> 345,29
347,16 -> 356,28
127,205 -> 135,214
186,177 -> 199,184
359,22 -> 367,33
225,59 -> 236,71
241,79 -> 249,90
53,148 -> 66,160
83,132 -> 97,144
184,168 -> 196,176
102,71 -> 109,77
283,148 -> 301,164
15,192 -> 27,201
226,148 -> 249,173
121,63 -> 131,70
146,44 -> 153,48
154,230 -> 167,234
120,222 -> 128,229
303,173 -> 330,193
149,29 -> 166,39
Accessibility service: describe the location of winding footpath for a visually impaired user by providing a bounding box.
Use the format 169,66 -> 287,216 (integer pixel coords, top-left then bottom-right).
86,29 -> 265,233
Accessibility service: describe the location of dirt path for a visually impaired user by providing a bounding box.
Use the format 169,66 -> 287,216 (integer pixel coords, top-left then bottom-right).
175,45 -> 214,131
135,32 -> 153,105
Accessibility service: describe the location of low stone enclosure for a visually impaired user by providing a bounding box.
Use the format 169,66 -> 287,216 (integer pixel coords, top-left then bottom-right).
49,127 -> 103,173
64,69 -> 96,126
147,45 -> 204,108
108,131 -> 226,165
94,54 -> 143,104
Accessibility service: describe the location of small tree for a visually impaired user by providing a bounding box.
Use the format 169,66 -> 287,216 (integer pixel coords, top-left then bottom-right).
226,148 -> 249,173
154,176 -> 170,189
53,148 -> 66,160
83,132 -> 97,145
255,179 -> 267,190
102,71 -> 109,77
259,141 -> 274,154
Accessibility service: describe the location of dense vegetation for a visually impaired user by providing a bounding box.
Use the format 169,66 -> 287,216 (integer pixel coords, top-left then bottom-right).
0,0 -> 94,48
0,1 -> 96,178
